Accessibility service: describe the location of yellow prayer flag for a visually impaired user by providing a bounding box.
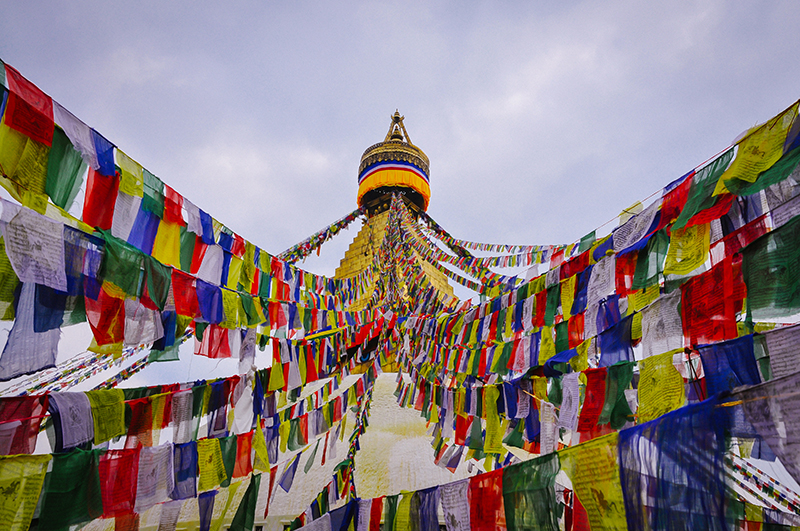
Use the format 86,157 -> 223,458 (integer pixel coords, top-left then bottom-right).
663,223 -> 709,276
744,501 -> 764,523
483,386 -> 504,454
210,480 -> 242,531
21,190 -> 48,215
85,389 -> 126,444
268,362 -> 285,392
631,312 -> 643,342
628,287 -> 659,312
531,376 -> 548,401
226,255 -> 243,289
559,433 -> 628,530
0,118 -> 49,203
241,242 -> 256,288
279,420 -> 290,454
571,339 -> 590,373
88,338 -> 123,357
276,389 -> 287,409
714,103 -> 798,195
0,454 -> 51,531
220,289 -> 240,329
504,305 -> 514,339
197,438 -> 228,492
538,326 -> 556,366
150,393 -> 168,445
638,349 -> 686,423
0,121 -> 30,194
561,275 -> 577,320
394,491 -> 414,530
529,275 -> 546,294
253,420 -> 271,472
115,149 -> 144,197
152,220 -> 182,268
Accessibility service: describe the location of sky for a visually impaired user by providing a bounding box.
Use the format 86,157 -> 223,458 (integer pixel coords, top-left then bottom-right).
2,1 -> 800,387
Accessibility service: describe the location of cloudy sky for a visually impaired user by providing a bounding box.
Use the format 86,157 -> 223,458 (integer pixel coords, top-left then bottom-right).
2,2 -> 800,386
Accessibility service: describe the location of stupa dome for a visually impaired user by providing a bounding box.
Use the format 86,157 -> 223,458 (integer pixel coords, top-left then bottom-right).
357,111 -> 431,212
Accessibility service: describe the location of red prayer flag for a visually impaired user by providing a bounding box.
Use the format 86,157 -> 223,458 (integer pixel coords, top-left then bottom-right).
615,251 -> 638,297
321,432 -> 329,466
233,431 -> 253,478
684,193 -> 735,229
0,395 -> 48,455
163,185 -> 185,226
577,368 -> 607,432
190,236 -> 208,275
455,414 -> 470,446
85,283 -> 125,345
681,255 -> 743,346
83,167 -> 120,231
568,313 -> 585,348
560,250 -> 591,280
3,64 -> 54,146
99,448 -> 140,517
268,302 -> 288,329
369,496 -> 384,531
232,234 -> 246,258
125,397 -> 153,448
570,489 -> 591,531
172,269 -> 199,318
657,173 -> 693,230
305,348 -> 318,383
264,466 -> 278,518
534,290 -> 547,328
194,325 -> 231,358
550,247 -> 565,268
711,214 -> 769,265
469,468 -> 506,530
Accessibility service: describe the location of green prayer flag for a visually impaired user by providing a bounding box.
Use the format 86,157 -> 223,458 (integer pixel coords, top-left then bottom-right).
219,435 -> 237,488
287,418 -> 304,451
673,149 -> 734,229
742,215 -> 800,321
554,320 -> 569,354
632,229 -> 668,290
144,255 -> 171,310
229,473 -> 261,531
548,374 -> 563,407
179,226 -> 196,273
148,343 -> 181,363
304,440 -> 319,474
45,126 -> 86,210
597,361 -> 635,429
38,449 -> 103,531
468,415 -> 484,451
727,145 -> 800,196
141,169 -> 165,217
502,418 -> 526,449
544,283 -> 560,327
239,293 -> 261,327
502,452 -> 561,531
384,494 -> 399,531
98,230 -> 144,297
579,231 -> 596,253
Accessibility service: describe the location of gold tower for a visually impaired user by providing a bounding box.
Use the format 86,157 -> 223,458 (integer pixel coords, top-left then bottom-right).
335,112 -> 454,309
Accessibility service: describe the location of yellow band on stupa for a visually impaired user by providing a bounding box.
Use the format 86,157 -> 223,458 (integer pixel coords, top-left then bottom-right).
357,167 -> 431,210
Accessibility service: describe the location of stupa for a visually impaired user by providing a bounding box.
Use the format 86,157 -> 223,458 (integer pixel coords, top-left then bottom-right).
334,111 -> 454,309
